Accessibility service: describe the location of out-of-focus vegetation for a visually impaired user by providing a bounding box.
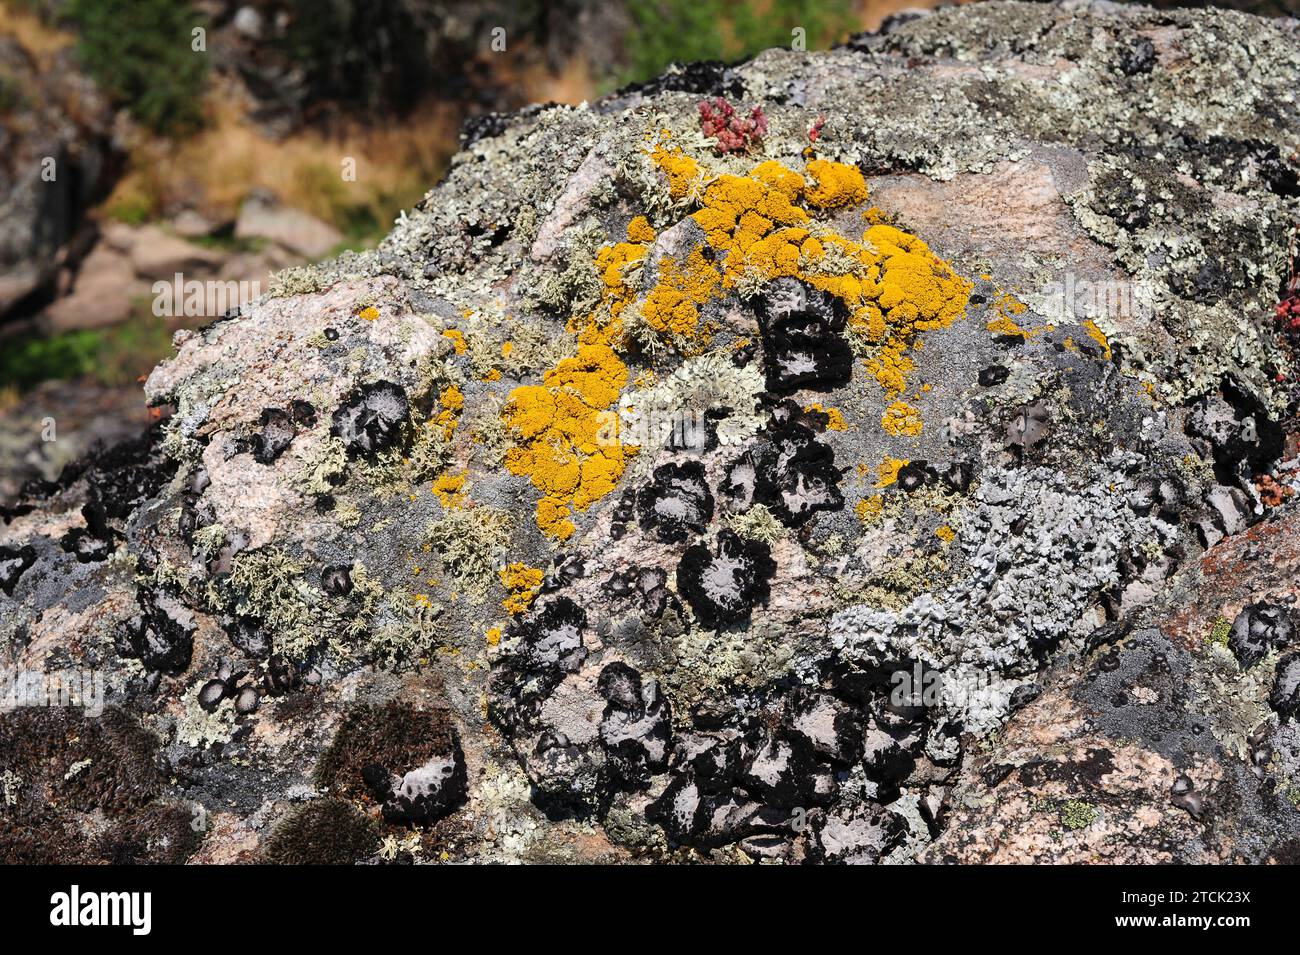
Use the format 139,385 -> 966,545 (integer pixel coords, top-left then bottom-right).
65,0 -> 208,135
0,305 -> 173,392
281,0 -> 435,116
622,0 -> 858,86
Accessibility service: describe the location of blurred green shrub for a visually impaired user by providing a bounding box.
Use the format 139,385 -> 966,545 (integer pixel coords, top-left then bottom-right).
0,304 -> 174,392
0,72 -> 25,115
281,0 -> 433,116
65,0 -> 208,135
621,0 -> 856,86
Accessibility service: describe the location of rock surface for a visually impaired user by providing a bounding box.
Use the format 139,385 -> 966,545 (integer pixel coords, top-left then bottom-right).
3,0 -> 1300,864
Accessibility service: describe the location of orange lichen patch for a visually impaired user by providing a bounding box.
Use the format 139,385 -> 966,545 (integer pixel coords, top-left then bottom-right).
434,384 -> 463,439
486,627 -> 501,647
594,238 -> 649,318
863,341 -> 914,396
506,151 -> 970,531
627,215 -> 656,243
881,399 -> 924,437
504,343 -> 630,539
358,306 -> 380,321
936,524 -> 955,543
432,472 -> 466,509
856,226 -> 972,387
443,329 -> 467,354
985,290 -> 1041,338
439,385 -> 464,412
692,173 -> 810,280
482,368 -> 502,382
641,155 -> 968,409
877,457 -> 909,487
642,247 -> 721,338
650,141 -> 703,200
499,562 -> 544,615
861,206 -> 893,228
535,496 -> 575,540
805,402 -> 848,431
749,160 -> 807,202
856,495 -> 884,523
501,341 -> 514,358
804,159 -> 868,209
1083,319 -> 1113,361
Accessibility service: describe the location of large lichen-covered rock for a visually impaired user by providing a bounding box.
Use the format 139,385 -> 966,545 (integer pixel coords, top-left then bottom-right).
3,0 -> 1300,864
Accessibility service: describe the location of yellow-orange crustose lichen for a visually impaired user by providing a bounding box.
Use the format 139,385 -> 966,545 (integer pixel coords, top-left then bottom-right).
650,141 -> 703,200
627,215 -> 656,243
435,385 -> 463,439
1083,319 -> 1112,360
805,403 -> 847,431
505,148 -> 970,538
499,562 -> 544,615
877,457 -> 909,487
443,329 -> 467,354
642,246 -> 721,339
432,472 -> 466,509
985,290 -> 1039,338
856,495 -> 884,523
881,399 -> 923,437
358,306 -> 380,321
654,153 -> 970,424
804,159 -> 870,208
503,343 -> 631,539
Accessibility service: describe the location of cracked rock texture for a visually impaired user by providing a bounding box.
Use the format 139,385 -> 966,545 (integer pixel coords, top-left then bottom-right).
3,1 -> 1300,864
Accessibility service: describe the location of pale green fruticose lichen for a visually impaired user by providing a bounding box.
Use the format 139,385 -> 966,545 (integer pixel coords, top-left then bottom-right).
177,696 -> 238,749
726,504 -> 786,545
1192,643 -> 1277,761
424,506 -> 513,599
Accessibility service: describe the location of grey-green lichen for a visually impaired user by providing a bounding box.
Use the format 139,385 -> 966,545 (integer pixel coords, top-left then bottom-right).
424,505 -> 512,599
1192,644 -> 1278,761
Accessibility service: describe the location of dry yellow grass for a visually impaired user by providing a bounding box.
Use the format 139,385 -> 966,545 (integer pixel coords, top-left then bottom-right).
519,55 -> 597,107
103,83 -> 459,246
0,5 -> 74,66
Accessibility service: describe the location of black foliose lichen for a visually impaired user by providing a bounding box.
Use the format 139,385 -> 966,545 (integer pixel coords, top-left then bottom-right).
120,590 -> 194,674
756,278 -> 853,394
0,544 -> 37,596
636,460 -> 715,543
723,418 -> 844,527
1229,602 -> 1294,670
675,529 -> 776,628
331,380 -> 410,455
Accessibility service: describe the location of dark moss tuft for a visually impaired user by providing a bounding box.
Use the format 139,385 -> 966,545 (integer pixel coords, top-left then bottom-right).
314,701 -> 461,805
262,799 -> 378,864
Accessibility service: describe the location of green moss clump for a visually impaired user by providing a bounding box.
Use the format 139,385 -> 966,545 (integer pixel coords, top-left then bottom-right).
1059,799 -> 1099,831
1208,616 -> 1232,648
66,0 -> 208,135
97,804 -> 204,864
